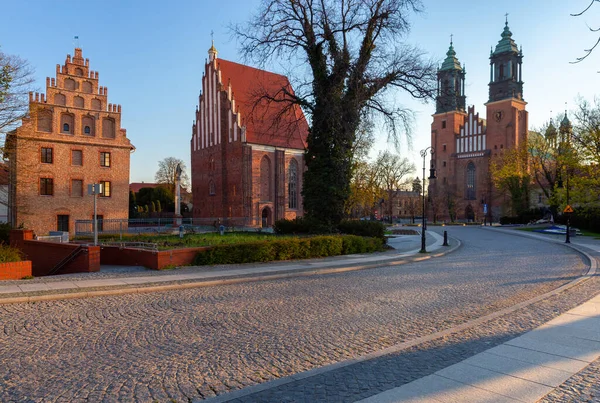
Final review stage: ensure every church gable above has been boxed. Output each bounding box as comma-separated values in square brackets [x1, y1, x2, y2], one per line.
[456, 106, 487, 157]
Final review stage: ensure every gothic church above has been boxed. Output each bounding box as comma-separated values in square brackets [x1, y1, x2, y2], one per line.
[430, 20, 528, 222]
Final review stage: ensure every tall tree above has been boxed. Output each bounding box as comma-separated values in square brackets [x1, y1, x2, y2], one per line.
[490, 143, 531, 216]
[0, 49, 35, 139]
[155, 157, 190, 195]
[236, 0, 436, 225]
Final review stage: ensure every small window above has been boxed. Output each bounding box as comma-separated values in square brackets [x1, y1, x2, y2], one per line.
[99, 181, 111, 197]
[72, 150, 83, 166]
[63, 123, 70, 133]
[84, 126, 91, 134]
[41, 147, 53, 164]
[209, 181, 215, 195]
[442, 120, 447, 129]
[443, 177, 447, 184]
[443, 161, 447, 167]
[100, 152, 111, 167]
[443, 144, 447, 152]
[40, 178, 54, 196]
[71, 179, 83, 197]
[57, 215, 69, 232]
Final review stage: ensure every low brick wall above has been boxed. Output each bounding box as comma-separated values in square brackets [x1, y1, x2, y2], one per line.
[10, 230, 100, 276]
[0, 260, 32, 280]
[101, 246, 210, 270]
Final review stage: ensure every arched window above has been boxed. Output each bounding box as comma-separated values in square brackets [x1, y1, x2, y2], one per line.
[91, 98, 102, 110]
[466, 162, 476, 200]
[64, 78, 76, 90]
[82, 115, 94, 136]
[54, 93, 66, 105]
[102, 118, 115, 138]
[260, 156, 272, 201]
[36, 109, 53, 132]
[74, 96, 84, 108]
[82, 81, 93, 93]
[288, 159, 298, 209]
[74, 68, 83, 76]
[61, 113, 74, 134]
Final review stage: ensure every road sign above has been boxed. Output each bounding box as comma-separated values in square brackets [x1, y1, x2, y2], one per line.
[564, 205, 574, 213]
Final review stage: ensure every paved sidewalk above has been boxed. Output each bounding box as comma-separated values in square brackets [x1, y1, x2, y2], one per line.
[0, 229, 450, 302]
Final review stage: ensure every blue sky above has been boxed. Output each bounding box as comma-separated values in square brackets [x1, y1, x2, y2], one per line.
[1, 1, 598, 182]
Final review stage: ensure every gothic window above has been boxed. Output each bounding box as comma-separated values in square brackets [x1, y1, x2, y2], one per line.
[260, 155, 272, 201]
[288, 159, 298, 209]
[36, 109, 53, 132]
[102, 118, 115, 138]
[74, 68, 83, 76]
[54, 93, 66, 105]
[74, 96, 84, 108]
[64, 78, 76, 90]
[466, 162, 476, 200]
[91, 98, 102, 110]
[82, 81, 93, 93]
[61, 113, 74, 134]
[82, 115, 95, 136]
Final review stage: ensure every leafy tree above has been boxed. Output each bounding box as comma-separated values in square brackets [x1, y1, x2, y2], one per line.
[236, 0, 437, 225]
[129, 190, 137, 218]
[346, 159, 382, 218]
[137, 186, 174, 212]
[150, 201, 156, 213]
[155, 157, 190, 195]
[156, 200, 162, 213]
[490, 143, 531, 216]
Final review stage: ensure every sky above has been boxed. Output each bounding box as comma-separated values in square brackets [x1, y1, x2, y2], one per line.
[1, 0, 599, 183]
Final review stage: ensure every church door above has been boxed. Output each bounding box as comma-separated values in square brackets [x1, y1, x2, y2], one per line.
[261, 207, 271, 228]
[465, 204, 475, 222]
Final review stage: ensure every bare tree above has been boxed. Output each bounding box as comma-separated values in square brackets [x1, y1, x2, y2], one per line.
[0, 49, 35, 140]
[374, 150, 415, 222]
[571, 0, 600, 65]
[236, 0, 437, 225]
[155, 157, 190, 194]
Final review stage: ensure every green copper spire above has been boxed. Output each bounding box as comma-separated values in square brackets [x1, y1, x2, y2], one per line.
[440, 38, 462, 71]
[493, 20, 519, 55]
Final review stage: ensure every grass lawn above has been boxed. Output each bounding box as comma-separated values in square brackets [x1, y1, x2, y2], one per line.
[80, 232, 294, 250]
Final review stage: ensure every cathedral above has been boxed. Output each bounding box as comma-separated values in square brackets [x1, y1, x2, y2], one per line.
[429, 20, 528, 222]
[190, 44, 309, 227]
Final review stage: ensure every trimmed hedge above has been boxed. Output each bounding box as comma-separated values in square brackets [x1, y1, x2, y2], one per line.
[193, 235, 385, 265]
[273, 218, 386, 241]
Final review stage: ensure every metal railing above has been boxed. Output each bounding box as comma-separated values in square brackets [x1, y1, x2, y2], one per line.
[36, 235, 65, 243]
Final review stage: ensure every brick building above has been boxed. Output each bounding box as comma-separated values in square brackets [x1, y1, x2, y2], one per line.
[191, 44, 308, 227]
[429, 21, 528, 222]
[7, 48, 134, 235]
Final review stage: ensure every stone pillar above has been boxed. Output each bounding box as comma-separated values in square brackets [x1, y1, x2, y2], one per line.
[173, 164, 183, 226]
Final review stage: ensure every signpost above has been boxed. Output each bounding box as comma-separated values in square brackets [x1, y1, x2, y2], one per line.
[88, 184, 103, 246]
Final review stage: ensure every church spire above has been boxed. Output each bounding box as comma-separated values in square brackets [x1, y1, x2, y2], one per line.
[436, 37, 466, 114]
[208, 38, 218, 62]
[488, 17, 524, 102]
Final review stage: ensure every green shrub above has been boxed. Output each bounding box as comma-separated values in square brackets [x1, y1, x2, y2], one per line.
[193, 235, 384, 265]
[0, 223, 11, 244]
[273, 217, 334, 235]
[0, 245, 22, 263]
[337, 220, 386, 240]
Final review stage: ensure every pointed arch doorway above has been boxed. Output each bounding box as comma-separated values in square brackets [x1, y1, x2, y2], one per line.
[261, 207, 272, 228]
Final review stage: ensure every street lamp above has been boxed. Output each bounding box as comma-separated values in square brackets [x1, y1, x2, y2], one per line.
[420, 147, 436, 253]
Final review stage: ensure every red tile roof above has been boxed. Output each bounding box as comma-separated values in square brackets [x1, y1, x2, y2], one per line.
[218, 59, 308, 150]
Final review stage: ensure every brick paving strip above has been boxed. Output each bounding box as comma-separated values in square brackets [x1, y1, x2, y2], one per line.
[198, 231, 600, 403]
[0, 232, 454, 305]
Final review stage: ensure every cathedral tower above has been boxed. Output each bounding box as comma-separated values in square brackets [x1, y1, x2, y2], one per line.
[436, 40, 466, 114]
[488, 19, 524, 102]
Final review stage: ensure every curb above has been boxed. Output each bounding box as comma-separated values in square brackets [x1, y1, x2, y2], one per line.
[199, 229, 598, 403]
[0, 238, 461, 305]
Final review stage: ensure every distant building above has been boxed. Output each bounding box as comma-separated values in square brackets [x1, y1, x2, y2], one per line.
[0, 163, 8, 223]
[7, 48, 134, 234]
[430, 21, 528, 222]
[190, 44, 308, 227]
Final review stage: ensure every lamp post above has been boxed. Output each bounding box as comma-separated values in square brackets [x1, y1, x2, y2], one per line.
[420, 147, 436, 253]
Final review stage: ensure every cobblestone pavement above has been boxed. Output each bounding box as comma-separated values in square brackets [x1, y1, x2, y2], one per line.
[0, 227, 591, 402]
[541, 356, 600, 403]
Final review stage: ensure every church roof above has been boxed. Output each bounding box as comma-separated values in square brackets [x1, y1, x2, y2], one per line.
[440, 42, 462, 71]
[493, 21, 519, 56]
[217, 59, 308, 150]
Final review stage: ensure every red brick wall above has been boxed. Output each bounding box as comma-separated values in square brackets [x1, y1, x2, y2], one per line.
[101, 246, 210, 270]
[0, 261, 32, 280]
[10, 229, 99, 276]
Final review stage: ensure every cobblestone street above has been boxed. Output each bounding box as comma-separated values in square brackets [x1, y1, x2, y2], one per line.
[0, 228, 592, 402]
